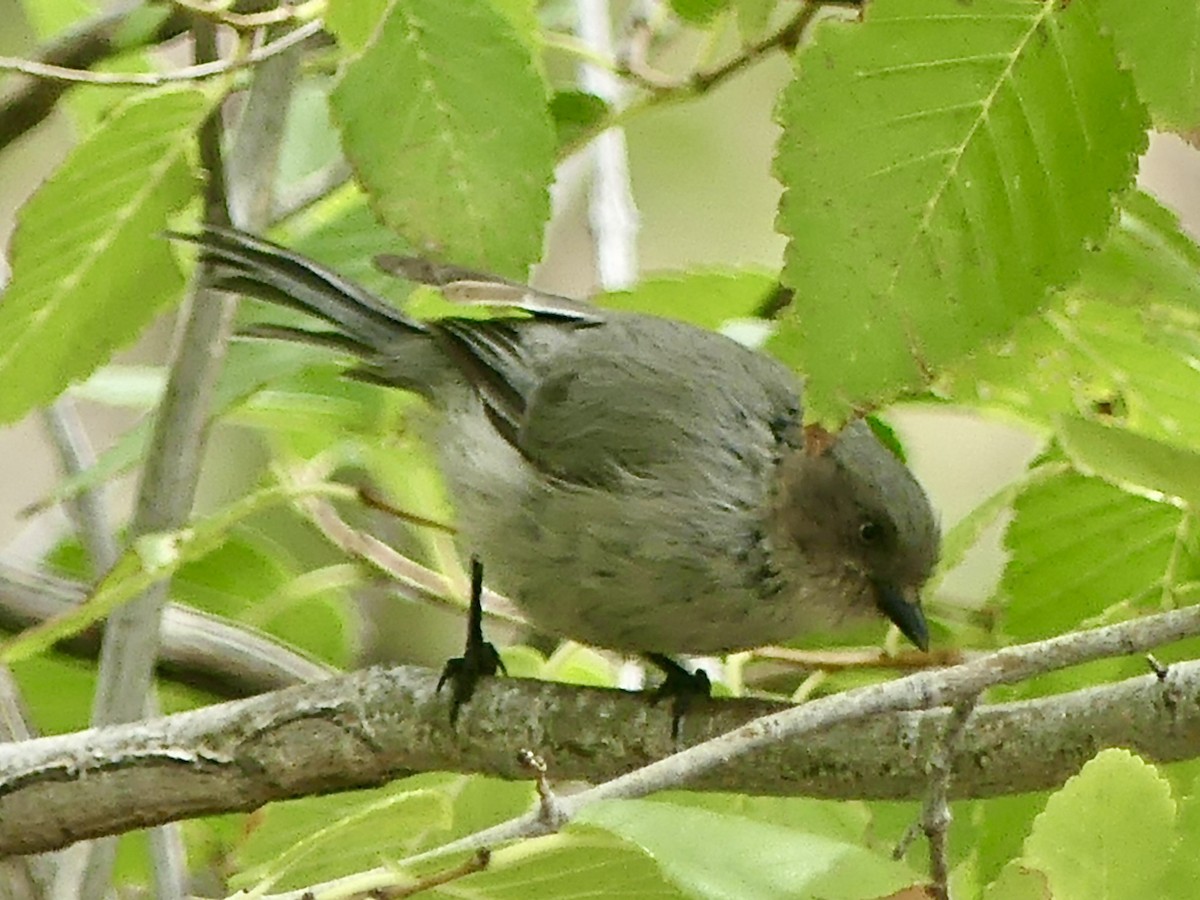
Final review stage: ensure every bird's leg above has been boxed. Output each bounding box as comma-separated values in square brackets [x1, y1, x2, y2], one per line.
[437, 557, 506, 723]
[645, 652, 711, 740]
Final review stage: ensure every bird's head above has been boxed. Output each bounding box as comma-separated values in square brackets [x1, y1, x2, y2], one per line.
[769, 420, 939, 650]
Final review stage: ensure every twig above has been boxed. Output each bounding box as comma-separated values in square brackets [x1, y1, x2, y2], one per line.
[618, 5, 677, 89]
[78, 16, 299, 896]
[0, 19, 322, 86]
[75, 20, 240, 898]
[39, 398, 121, 896]
[518, 749, 568, 830]
[349, 849, 491, 900]
[756, 644, 968, 672]
[271, 157, 354, 223]
[41, 399, 119, 573]
[561, 0, 860, 158]
[894, 697, 978, 900]
[171, 0, 315, 30]
[684, 1, 855, 94]
[356, 487, 456, 535]
[226, 22, 304, 226]
[0, 1, 185, 151]
[1147, 653, 1169, 680]
[295, 489, 527, 627]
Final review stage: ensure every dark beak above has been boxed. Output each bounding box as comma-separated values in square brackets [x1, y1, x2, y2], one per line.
[875, 583, 929, 652]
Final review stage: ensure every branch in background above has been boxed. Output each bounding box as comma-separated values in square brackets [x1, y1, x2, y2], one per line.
[0, 19, 323, 88]
[0, 564, 331, 696]
[756, 644, 968, 671]
[561, 0, 862, 159]
[38, 396, 123, 895]
[76, 15, 302, 895]
[295, 488, 527, 628]
[41, 399, 119, 572]
[171, 0, 314, 30]
[0, 0, 307, 151]
[0, 0, 184, 152]
[74, 18, 238, 895]
[893, 696, 979, 900]
[1, 606, 1199, 858]
[271, 157, 353, 223]
[577, 0, 640, 291]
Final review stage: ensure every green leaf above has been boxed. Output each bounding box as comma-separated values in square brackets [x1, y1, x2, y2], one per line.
[981, 861, 1050, 900]
[12, 655, 101, 735]
[599, 269, 776, 328]
[1095, 0, 1200, 131]
[330, 0, 555, 277]
[324, 0, 388, 51]
[965, 792, 1048, 889]
[651, 792, 873, 846]
[1058, 416, 1200, 509]
[549, 90, 610, 151]
[487, 0, 541, 49]
[173, 536, 356, 668]
[450, 829, 687, 900]
[19, 0, 95, 37]
[733, 0, 776, 41]
[1020, 749, 1175, 899]
[1162, 776, 1200, 900]
[1073, 191, 1200, 313]
[1001, 469, 1197, 639]
[773, 0, 1147, 422]
[32, 341, 337, 516]
[232, 786, 451, 892]
[578, 798, 916, 899]
[0, 87, 210, 424]
[276, 81, 343, 187]
[927, 476, 1027, 598]
[943, 297, 1200, 449]
[670, 0, 730, 25]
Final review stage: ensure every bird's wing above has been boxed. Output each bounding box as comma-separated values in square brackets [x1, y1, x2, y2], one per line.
[435, 315, 710, 488]
[514, 316, 798, 489]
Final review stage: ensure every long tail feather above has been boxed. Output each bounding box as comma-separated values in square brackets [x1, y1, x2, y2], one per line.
[170, 227, 426, 349]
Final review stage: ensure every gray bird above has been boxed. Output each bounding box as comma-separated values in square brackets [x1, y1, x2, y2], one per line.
[174, 228, 938, 687]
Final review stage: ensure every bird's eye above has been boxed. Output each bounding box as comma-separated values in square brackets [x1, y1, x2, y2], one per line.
[859, 521, 882, 544]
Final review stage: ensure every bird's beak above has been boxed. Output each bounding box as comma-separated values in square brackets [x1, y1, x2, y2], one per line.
[874, 583, 929, 652]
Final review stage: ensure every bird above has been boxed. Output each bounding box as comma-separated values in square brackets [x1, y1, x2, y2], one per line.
[171, 227, 940, 720]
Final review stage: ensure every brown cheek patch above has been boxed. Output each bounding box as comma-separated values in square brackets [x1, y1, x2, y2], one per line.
[803, 423, 837, 458]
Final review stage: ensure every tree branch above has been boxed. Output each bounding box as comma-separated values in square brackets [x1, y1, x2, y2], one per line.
[0, 0, 314, 151]
[0, 0, 181, 152]
[1, 606, 1198, 858]
[0, 564, 333, 696]
[560, 0, 860, 158]
[0, 19, 323, 88]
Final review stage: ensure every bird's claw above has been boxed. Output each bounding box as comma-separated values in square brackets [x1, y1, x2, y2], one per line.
[646, 653, 712, 740]
[437, 557, 505, 724]
[438, 640, 505, 724]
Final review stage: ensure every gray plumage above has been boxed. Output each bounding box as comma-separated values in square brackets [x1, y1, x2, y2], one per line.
[173, 228, 939, 654]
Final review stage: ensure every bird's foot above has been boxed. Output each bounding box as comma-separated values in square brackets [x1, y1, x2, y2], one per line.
[646, 653, 711, 740]
[437, 558, 506, 723]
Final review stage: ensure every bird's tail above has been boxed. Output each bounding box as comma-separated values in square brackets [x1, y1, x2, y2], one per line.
[169, 227, 428, 353]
